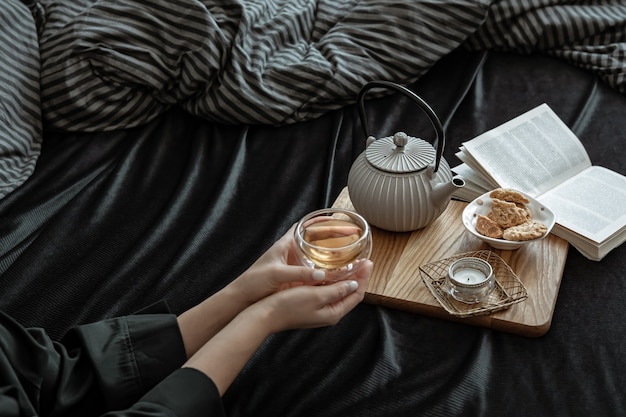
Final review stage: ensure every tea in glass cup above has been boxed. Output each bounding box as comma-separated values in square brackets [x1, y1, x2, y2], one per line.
[294, 208, 372, 279]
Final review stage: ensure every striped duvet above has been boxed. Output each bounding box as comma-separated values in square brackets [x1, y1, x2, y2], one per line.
[31, 0, 625, 131]
[0, 1, 41, 199]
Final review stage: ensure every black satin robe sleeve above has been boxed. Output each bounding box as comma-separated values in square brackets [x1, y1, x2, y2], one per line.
[0, 303, 225, 417]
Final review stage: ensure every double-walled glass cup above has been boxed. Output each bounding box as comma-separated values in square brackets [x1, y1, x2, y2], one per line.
[294, 208, 372, 281]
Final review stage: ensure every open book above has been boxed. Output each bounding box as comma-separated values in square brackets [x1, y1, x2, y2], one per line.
[452, 103, 626, 261]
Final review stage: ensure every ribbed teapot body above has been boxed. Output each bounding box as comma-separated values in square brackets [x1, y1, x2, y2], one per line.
[347, 155, 454, 232]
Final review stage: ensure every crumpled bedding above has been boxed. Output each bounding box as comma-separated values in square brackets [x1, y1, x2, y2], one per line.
[0, 1, 41, 199]
[2, 47, 625, 417]
[32, 0, 626, 131]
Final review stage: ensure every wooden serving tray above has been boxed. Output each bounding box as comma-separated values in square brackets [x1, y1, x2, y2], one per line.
[332, 187, 569, 337]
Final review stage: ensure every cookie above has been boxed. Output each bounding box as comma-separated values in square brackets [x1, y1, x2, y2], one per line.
[475, 214, 504, 239]
[502, 221, 548, 241]
[490, 198, 531, 228]
[489, 188, 529, 205]
[516, 202, 532, 218]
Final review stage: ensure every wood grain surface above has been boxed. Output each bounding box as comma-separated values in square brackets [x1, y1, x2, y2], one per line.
[332, 187, 569, 337]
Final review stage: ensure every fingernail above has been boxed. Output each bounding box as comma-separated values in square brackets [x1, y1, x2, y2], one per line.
[347, 280, 358, 291]
[312, 270, 326, 281]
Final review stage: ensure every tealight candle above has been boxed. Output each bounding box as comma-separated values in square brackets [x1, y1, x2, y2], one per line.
[446, 257, 494, 304]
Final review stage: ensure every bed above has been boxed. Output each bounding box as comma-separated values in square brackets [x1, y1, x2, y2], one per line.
[2, 0, 625, 416]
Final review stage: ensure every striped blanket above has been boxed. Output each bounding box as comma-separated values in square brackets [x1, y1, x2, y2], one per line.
[0, 1, 41, 199]
[30, 0, 626, 131]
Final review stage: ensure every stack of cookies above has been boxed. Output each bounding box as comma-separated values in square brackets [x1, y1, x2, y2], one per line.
[475, 188, 548, 241]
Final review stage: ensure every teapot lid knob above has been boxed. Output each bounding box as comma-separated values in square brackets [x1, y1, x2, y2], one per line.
[393, 132, 408, 147]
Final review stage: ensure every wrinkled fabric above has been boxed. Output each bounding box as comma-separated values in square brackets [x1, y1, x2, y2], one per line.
[0, 49, 625, 416]
[0, 304, 224, 417]
[0, 0, 42, 199]
[30, 0, 625, 131]
[464, 0, 626, 93]
[34, 0, 490, 130]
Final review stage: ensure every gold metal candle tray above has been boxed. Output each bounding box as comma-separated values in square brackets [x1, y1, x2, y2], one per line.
[420, 250, 527, 318]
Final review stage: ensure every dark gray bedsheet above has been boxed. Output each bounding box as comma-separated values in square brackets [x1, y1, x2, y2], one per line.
[1, 48, 625, 416]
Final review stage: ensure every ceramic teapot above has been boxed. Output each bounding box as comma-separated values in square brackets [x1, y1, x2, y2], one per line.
[347, 81, 465, 232]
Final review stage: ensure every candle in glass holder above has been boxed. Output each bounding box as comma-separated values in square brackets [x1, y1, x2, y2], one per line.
[446, 257, 494, 304]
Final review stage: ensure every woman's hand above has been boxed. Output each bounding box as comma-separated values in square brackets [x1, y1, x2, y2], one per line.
[228, 224, 360, 307]
[248, 258, 372, 333]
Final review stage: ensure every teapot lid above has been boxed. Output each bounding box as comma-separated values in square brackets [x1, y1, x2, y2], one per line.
[366, 132, 435, 173]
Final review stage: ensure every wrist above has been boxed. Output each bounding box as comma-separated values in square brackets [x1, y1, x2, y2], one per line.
[223, 273, 258, 309]
[183, 304, 273, 396]
[177, 284, 252, 358]
[221, 279, 254, 310]
[236, 301, 278, 337]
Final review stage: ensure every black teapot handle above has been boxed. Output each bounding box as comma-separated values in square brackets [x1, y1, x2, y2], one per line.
[358, 80, 445, 173]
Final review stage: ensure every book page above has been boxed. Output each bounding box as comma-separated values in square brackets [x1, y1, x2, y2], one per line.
[452, 163, 492, 191]
[461, 104, 591, 197]
[537, 166, 626, 244]
[451, 163, 491, 201]
[455, 148, 500, 189]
